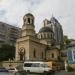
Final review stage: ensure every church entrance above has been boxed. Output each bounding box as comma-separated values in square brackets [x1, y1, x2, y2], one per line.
[18, 47, 25, 61]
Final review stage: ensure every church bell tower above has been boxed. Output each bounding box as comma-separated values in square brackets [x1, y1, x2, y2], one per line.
[22, 13, 35, 37]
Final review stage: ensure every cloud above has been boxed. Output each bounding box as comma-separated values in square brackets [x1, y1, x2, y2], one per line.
[0, 0, 75, 39]
[0, 0, 29, 26]
[0, 10, 6, 16]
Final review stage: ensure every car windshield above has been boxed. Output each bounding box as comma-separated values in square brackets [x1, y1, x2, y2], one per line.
[24, 63, 40, 67]
[31, 63, 40, 67]
[41, 64, 48, 67]
[24, 63, 32, 67]
[9, 68, 15, 70]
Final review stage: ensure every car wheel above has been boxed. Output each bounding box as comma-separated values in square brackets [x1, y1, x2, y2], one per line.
[44, 71, 48, 75]
[14, 72, 20, 75]
[27, 70, 30, 74]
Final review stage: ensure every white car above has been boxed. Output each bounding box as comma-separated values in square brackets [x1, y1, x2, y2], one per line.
[8, 67, 18, 72]
[23, 61, 52, 73]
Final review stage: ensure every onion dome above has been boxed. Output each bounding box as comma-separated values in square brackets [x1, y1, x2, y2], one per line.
[25, 13, 34, 17]
[23, 13, 34, 19]
[39, 27, 53, 33]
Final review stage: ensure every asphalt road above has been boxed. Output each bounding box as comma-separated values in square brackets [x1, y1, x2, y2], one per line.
[15, 70, 75, 75]
[53, 70, 75, 75]
[28, 71, 75, 75]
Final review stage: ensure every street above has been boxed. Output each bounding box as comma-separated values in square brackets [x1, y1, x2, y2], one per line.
[15, 70, 75, 75]
[29, 71, 75, 75]
[53, 70, 75, 75]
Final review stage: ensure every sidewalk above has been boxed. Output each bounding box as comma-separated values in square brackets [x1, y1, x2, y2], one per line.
[53, 70, 75, 75]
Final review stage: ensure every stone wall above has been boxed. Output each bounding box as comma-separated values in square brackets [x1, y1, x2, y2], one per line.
[1, 61, 23, 69]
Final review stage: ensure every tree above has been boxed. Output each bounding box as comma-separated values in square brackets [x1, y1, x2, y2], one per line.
[64, 35, 71, 45]
[0, 44, 15, 61]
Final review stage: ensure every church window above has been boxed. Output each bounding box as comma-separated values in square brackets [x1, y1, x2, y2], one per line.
[51, 34, 52, 39]
[42, 52, 43, 59]
[33, 49, 36, 58]
[44, 33, 46, 38]
[41, 34, 42, 39]
[52, 53, 54, 58]
[39, 34, 41, 39]
[28, 18, 30, 24]
[45, 33, 47, 38]
[47, 33, 49, 38]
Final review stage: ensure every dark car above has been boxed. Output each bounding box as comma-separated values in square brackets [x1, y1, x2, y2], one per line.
[0, 67, 8, 72]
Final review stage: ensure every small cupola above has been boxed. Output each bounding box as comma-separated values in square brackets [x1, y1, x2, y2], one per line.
[22, 13, 35, 37]
[23, 13, 34, 25]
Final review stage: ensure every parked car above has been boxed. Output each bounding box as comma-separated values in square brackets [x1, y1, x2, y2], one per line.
[23, 61, 53, 74]
[8, 67, 18, 72]
[0, 67, 8, 72]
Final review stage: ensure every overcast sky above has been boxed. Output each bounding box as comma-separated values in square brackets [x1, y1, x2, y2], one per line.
[0, 0, 75, 39]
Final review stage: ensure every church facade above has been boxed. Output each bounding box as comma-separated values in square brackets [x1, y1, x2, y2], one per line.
[15, 13, 63, 61]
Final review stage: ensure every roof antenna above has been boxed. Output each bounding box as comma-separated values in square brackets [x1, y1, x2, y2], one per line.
[51, 9, 53, 18]
[50, 8, 54, 20]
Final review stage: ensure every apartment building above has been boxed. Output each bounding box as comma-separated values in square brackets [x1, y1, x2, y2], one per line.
[0, 22, 21, 46]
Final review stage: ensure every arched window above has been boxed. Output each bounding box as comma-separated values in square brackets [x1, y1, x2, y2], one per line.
[42, 52, 43, 59]
[47, 33, 49, 38]
[39, 34, 41, 39]
[52, 53, 54, 58]
[42, 33, 44, 38]
[28, 18, 30, 24]
[41, 34, 42, 39]
[33, 49, 36, 58]
[44, 33, 46, 38]
[51, 33, 52, 39]
[45, 33, 47, 39]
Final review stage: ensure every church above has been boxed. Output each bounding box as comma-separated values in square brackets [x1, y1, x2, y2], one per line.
[15, 13, 63, 61]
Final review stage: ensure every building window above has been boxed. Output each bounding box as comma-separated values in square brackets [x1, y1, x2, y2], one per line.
[73, 50, 75, 60]
[41, 34, 42, 39]
[44, 33, 46, 38]
[51, 33, 52, 39]
[28, 18, 30, 24]
[42, 52, 43, 59]
[32, 19, 33, 24]
[33, 49, 36, 58]
[47, 33, 49, 38]
[52, 53, 54, 58]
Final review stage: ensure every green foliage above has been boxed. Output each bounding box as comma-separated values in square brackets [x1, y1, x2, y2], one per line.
[64, 35, 71, 45]
[0, 44, 15, 61]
